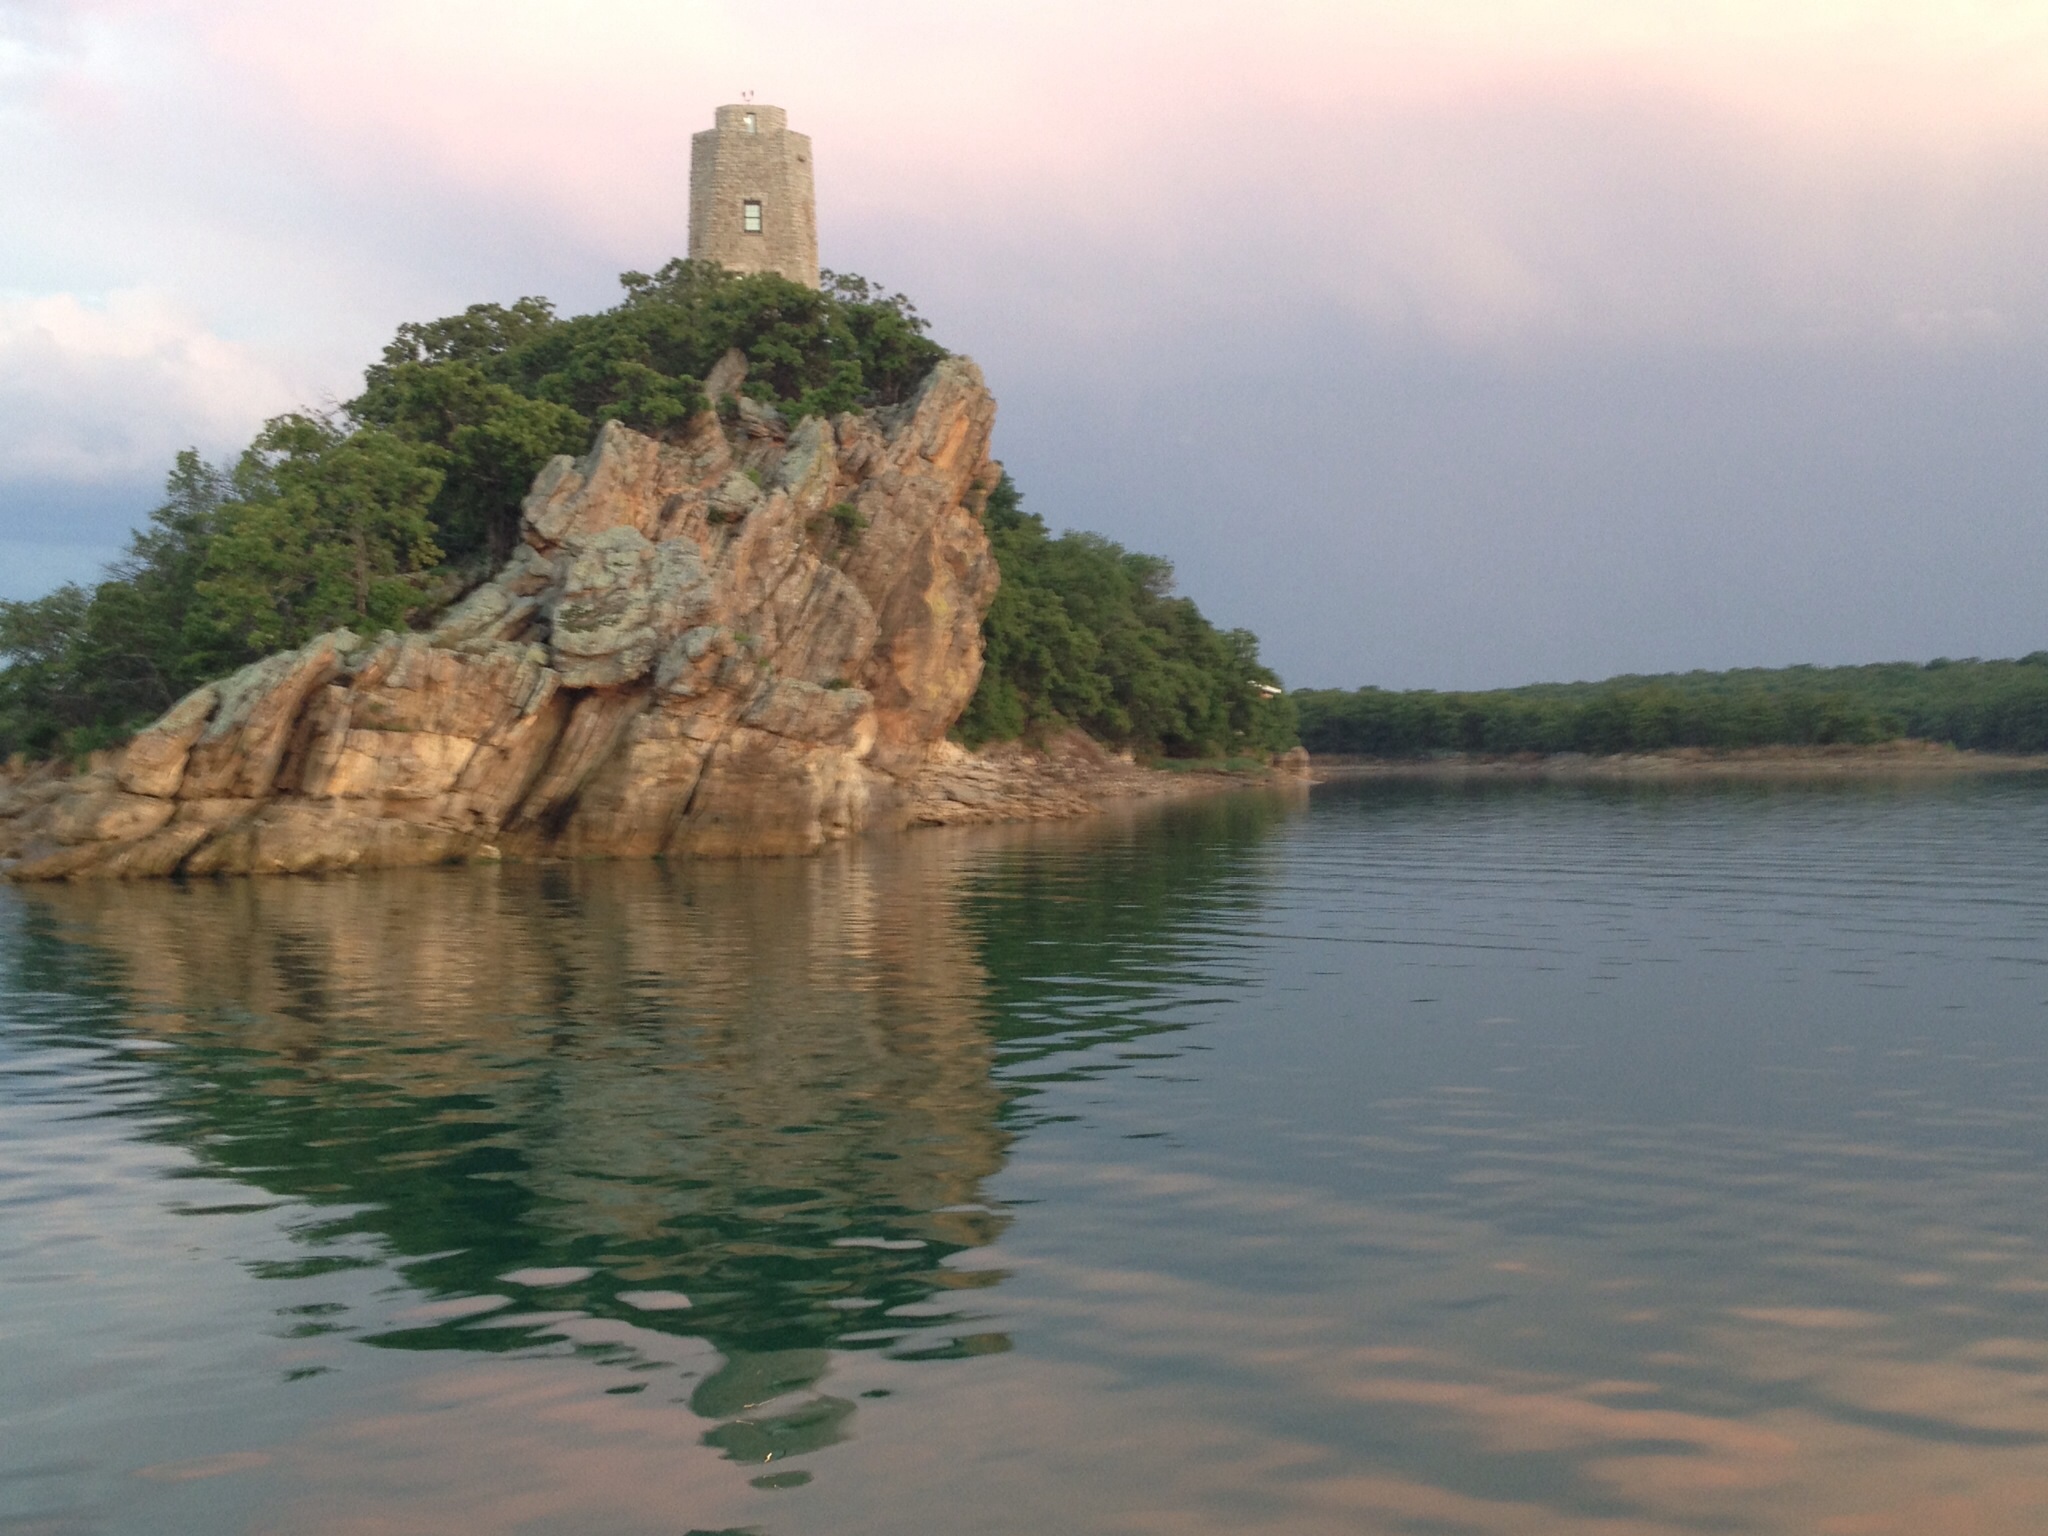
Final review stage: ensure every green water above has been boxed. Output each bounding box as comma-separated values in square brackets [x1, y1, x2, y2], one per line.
[5, 778, 2048, 1534]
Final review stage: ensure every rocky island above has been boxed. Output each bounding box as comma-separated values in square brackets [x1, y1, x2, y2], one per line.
[0, 328, 1293, 881]
[0, 354, 1028, 878]
[0, 105, 1297, 879]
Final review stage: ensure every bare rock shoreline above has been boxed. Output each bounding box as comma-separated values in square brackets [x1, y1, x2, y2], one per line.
[910, 732, 1299, 826]
[1312, 741, 2048, 780]
[0, 726, 1280, 881]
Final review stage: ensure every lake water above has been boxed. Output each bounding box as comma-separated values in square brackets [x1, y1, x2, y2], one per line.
[5, 776, 2048, 1535]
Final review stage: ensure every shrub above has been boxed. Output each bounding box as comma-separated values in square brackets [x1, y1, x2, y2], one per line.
[956, 476, 1294, 758]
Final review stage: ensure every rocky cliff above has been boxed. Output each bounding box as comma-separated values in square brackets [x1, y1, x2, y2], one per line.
[0, 353, 1002, 879]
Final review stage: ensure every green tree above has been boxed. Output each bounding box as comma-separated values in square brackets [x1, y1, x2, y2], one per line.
[70, 448, 229, 721]
[958, 476, 1293, 757]
[184, 415, 443, 672]
[353, 360, 588, 563]
[1293, 658, 2048, 758]
[0, 452, 236, 756]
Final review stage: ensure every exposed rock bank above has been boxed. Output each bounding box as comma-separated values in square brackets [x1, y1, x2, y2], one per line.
[908, 731, 1283, 825]
[1, 356, 1012, 879]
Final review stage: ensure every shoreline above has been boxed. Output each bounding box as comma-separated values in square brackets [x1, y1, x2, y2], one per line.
[908, 733, 1298, 827]
[0, 732, 1292, 881]
[1309, 740, 2048, 781]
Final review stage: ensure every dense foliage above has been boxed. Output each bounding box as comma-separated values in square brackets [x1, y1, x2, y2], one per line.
[1295, 657, 2048, 758]
[352, 264, 944, 565]
[956, 476, 1295, 759]
[0, 262, 1289, 763]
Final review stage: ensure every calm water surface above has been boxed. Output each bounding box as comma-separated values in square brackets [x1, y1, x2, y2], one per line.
[5, 777, 2048, 1534]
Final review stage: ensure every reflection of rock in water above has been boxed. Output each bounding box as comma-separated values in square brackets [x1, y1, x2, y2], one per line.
[695, 1348, 856, 1464]
[21, 840, 1012, 1462]
[13, 792, 1301, 1475]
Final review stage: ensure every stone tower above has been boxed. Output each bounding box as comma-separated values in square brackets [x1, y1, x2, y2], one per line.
[688, 104, 819, 289]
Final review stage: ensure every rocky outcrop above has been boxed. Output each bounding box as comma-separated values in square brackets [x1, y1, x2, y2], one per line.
[0, 355, 1003, 879]
[906, 731, 1267, 825]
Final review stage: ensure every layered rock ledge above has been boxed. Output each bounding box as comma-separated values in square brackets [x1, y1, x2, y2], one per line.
[907, 731, 1295, 824]
[1, 356, 1007, 879]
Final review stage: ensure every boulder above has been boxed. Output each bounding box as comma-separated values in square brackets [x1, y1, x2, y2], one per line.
[115, 685, 219, 798]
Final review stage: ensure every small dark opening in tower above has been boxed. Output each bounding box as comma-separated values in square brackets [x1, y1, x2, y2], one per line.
[743, 200, 763, 233]
[742, 112, 756, 132]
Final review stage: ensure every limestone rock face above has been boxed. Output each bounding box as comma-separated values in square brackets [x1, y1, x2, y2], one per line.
[0, 358, 1002, 879]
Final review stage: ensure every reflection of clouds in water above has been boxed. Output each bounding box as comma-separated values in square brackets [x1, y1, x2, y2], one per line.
[246, 1285, 2048, 1535]
[12, 786, 2048, 1532]
[957, 1089, 2048, 1535]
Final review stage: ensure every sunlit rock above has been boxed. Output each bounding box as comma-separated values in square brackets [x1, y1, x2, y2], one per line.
[0, 358, 1003, 877]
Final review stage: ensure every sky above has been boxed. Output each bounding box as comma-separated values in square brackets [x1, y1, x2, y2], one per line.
[2, 0, 2045, 689]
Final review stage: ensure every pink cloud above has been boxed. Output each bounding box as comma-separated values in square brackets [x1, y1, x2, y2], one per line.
[9, 0, 2048, 450]
[40, 0, 2016, 349]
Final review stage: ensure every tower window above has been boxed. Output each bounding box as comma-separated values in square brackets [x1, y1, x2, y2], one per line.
[743, 200, 763, 233]
[742, 112, 756, 132]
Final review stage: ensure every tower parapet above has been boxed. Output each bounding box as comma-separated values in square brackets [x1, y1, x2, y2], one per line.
[688, 104, 819, 288]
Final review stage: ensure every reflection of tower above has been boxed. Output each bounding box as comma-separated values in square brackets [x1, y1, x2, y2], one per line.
[688, 103, 819, 288]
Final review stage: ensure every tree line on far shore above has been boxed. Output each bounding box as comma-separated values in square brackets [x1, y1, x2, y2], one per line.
[1293, 657, 2048, 758]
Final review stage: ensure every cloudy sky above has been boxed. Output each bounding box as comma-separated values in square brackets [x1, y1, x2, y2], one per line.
[2, 0, 2044, 687]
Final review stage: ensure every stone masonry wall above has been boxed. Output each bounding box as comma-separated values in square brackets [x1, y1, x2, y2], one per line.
[688, 104, 819, 288]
